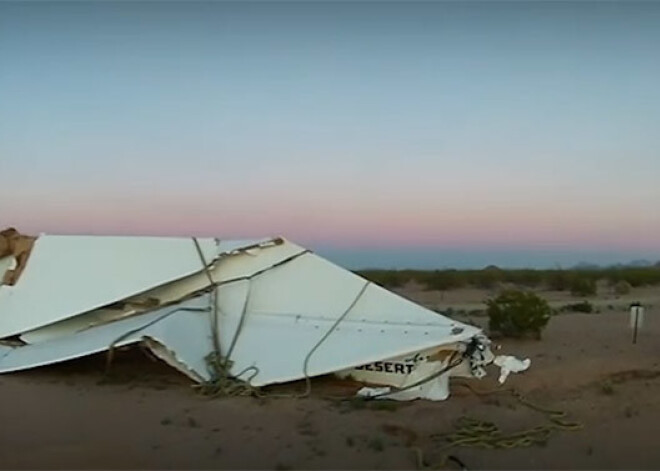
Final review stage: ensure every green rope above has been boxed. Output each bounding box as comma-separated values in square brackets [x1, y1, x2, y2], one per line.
[413, 383, 584, 470]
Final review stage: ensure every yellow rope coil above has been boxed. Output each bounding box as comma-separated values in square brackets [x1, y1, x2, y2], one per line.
[414, 383, 584, 470]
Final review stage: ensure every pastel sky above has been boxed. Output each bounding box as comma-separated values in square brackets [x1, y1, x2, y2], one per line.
[1, 1, 659, 269]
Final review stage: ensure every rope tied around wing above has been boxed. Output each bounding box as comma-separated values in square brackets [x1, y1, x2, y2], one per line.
[191, 238, 263, 398]
[191, 239, 327, 399]
[298, 280, 371, 399]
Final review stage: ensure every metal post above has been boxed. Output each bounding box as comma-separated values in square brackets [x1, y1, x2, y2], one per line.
[630, 302, 643, 345]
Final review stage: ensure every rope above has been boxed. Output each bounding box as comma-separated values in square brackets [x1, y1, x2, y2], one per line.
[361, 350, 464, 400]
[212, 250, 310, 289]
[222, 279, 252, 373]
[193, 248, 310, 398]
[104, 306, 211, 373]
[154, 266, 367, 400]
[194, 280, 263, 398]
[191, 237, 223, 362]
[190, 238, 264, 398]
[298, 281, 371, 399]
[453, 381, 583, 431]
[106, 236, 218, 374]
[102, 243, 368, 400]
[412, 382, 584, 470]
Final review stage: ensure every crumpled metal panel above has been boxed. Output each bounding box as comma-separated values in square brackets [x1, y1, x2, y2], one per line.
[18, 239, 307, 344]
[0, 295, 215, 381]
[0, 235, 219, 338]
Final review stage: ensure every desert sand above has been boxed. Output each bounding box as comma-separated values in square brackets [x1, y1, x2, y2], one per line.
[1, 285, 659, 470]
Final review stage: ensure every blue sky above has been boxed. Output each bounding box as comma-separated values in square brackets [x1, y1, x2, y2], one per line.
[1, 1, 659, 269]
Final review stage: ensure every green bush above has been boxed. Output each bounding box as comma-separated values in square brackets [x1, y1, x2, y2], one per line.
[561, 301, 594, 313]
[503, 269, 543, 288]
[604, 268, 660, 287]
[354, 267, 660, 294]
[613, 280, 632, 295]
[357, 270, 409, 289]
[570, 277, 597, 297]
[473, 266, 503, 289]
[422, 270, 466, 291]
[487, 290, 552, 339]
[546, 270, 571, 291]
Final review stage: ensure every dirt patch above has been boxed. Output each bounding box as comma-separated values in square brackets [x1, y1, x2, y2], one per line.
[604, 368, 660, 384]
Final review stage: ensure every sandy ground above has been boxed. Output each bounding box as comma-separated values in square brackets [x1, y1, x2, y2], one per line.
[1, 285, 659, 470]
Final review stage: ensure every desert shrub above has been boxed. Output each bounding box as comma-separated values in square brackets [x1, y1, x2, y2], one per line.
[486, 289, 552, 339]
[503, 269, 543, 288]
[622, 268, 660, 287]
[546, 270, 571, 291]
[472, 267, 503, 289]
[561, 301, 594, 313]
[357, 270, 408, 289]
[422, 270, 466, 291]
[613, 280, 632, 295]
[604, 268, 660, 287]
[570, 277, 597, 297]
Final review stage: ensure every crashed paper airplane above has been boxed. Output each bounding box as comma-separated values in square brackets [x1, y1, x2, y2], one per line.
[0, 228, 528, 400]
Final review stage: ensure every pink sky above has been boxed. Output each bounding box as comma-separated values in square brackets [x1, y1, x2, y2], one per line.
[6, 184, 659, 253]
